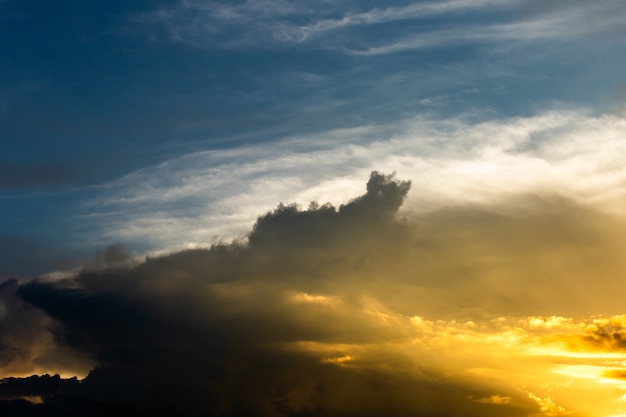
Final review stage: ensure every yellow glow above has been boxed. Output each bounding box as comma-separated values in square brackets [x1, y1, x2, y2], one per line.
[527, 392, 568, 417]
[289, 291, 334, 304]
[21, 395, 43, 404]
[285, 313, 626, 417]
[0, 368, 91, 380]
[321, 355, 353, 365]
[468, 394, 512, 405]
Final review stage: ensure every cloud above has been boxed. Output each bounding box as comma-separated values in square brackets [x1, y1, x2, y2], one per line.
[579, 316, 626, 352]
[6, 172, 626, 414]
[468, 395, 512, 405]
[0, 171, 572, 416]
[0, 374, 78, 402]
[344, 5, 626, 55]
[85, 109, 626, 256]
[135, 0, 626, 51]
[0, 279, 94, 379]
[274, 0, 514, 42]
[342, 17, 572, 55]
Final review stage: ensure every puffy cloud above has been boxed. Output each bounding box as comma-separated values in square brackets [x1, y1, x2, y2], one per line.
[4, 172, 626, 415]
[0, 172, 547, 416]
[579, 316, 626, 351]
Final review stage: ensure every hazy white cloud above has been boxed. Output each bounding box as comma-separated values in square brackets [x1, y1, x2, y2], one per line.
[85, 108, 626, 253]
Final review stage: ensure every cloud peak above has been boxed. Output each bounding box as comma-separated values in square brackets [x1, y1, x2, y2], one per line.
[249, 171, 410, 249]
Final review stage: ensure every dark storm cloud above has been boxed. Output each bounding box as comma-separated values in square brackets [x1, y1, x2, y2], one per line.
[0, 279, 93, 380]
[0, 373, 77, 399]
[0, 172, 547, 417]
[0, 279, 48, 373]
[7, 171, 626, 416]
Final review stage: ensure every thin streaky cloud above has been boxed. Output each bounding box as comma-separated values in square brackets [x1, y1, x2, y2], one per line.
[136, 0, 626, 50]
[282, 0, 514, 42]
[344, 10, 622, 55]
[139, 0, 498, 46]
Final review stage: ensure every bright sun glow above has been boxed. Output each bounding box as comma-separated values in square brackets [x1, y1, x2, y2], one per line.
[286, 312, 626, 417]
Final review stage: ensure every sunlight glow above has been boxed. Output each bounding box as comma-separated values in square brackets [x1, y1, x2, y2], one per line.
[289, 313, 626, 417]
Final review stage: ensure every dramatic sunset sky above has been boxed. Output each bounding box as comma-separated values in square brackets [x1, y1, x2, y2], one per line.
[2, 1, 626, 416]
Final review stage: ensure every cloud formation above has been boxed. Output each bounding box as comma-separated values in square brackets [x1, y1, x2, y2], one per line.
[88, 109, 626, 256]
[137, 0, 626, 51]
[4, 172, 626, 415]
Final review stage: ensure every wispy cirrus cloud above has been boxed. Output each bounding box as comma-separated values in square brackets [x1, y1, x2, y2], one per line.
[345, 6, 626, 55]
[274, 0, 514, 42]
[132, 0, 512, 47]
[135, 0, 626, 51]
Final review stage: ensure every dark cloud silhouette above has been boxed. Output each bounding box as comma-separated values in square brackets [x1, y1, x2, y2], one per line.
[0, 279, 94, 381]
[250, 171, 411, 249]
[3, 171, 623, 416]
[0, 373, 77, 399]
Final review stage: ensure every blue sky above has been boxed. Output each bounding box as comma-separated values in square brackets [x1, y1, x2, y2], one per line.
[2, 0, 626, 276]
[6, 3, 626, 416]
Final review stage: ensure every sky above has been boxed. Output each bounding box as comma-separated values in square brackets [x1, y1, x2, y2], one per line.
[1, 0, 626, 416]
